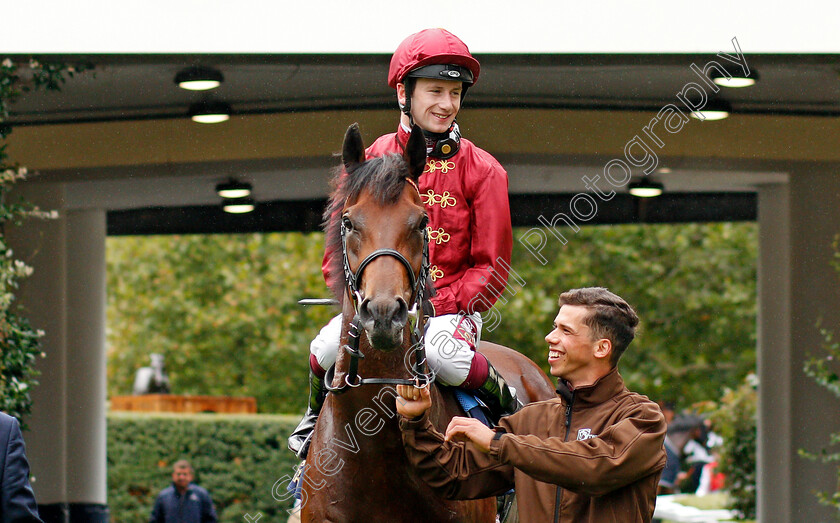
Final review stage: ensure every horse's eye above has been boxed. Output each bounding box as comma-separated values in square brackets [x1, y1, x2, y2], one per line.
[418, 215, 429, 231]
[342, 216, 353, 231]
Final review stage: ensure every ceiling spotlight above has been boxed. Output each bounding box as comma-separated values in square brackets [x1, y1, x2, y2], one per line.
[710, 69, 758, 88]
[189, 101, 231, 124]
[690, 100, 732, 121]
[222, 197, 255, 214]
[216, 179, 252, 199]
[175, 66, 224, 91]
[628, 178, 664, 198]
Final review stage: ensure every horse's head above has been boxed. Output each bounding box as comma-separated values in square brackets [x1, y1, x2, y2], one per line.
[328, 123, 429, 350]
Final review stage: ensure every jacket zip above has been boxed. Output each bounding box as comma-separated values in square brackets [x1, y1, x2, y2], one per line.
[554, 393, 575, 523]
[177, 488, 186, 522]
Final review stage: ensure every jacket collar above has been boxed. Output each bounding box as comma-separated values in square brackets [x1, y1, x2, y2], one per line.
[556, 366, 626, 407]
[396, 123, 461, 160]
[396, 123, 411, 149]
[171, 482, 194, 497]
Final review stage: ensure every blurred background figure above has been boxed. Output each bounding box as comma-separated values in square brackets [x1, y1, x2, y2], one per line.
[669, 414, 714, 494]
[0, 411, 42, 522]
[149, 460, 216, 523]
[657, 401, 680, 495]
[133, 353, 171, 395]
[695, 419, 725, 496]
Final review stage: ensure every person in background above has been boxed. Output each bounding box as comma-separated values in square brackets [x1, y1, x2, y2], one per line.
[149, 460, 216, 523]
[0, 411, 42, 522]
[678, 419, 713, 494]
[695, 419, 725, 496]
[653, 402, 679, 523]
[396, 287, 667, 522]
[657, 401, 681, 495]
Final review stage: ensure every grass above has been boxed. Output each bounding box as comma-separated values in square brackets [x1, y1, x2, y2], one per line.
[674, 492, 729, 510]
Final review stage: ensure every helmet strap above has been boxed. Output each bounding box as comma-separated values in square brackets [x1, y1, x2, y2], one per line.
[423, 122, 460, 159]
[400, 77, 415, 126]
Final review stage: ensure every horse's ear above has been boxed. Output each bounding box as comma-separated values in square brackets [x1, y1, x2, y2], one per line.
[405, 124, 427, 181]
[342, 122, 365, 169]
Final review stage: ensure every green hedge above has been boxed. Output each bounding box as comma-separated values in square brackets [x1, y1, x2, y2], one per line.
[107, 412, 300, 523]
[706, 376, 757, 520]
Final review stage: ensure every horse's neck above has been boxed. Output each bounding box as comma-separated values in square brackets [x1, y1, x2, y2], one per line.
[307, 380, 478, 520]
[321, 383, 453, 460]
[322, 318, 452, 458]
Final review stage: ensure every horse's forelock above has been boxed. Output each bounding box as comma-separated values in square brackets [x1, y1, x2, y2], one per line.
[347, 154, 410, 205]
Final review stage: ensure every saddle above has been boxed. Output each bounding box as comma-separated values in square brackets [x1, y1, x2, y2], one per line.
[449, 387, 493, 428]
[449, 387, 515, 522]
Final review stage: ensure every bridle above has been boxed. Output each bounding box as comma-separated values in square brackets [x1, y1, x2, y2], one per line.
[324, 180, 433, 394]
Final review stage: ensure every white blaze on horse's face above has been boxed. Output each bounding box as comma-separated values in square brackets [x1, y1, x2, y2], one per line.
[345, 186, 426, 351]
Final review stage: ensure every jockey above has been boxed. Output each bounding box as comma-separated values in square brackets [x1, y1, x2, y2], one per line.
[289, 28, 518, 460]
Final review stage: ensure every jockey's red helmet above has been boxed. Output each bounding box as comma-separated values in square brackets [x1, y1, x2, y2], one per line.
[387, 28, 481, 89]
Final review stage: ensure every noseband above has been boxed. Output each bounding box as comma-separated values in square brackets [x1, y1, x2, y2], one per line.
[325, 180, 433, 394]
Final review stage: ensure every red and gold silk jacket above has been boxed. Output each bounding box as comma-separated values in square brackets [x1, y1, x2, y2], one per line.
[322, 125, 512, 315]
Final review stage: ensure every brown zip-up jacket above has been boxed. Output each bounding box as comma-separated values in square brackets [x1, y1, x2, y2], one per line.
[399, 367, 667, 522]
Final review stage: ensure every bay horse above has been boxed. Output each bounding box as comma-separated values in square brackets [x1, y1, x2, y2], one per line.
[299, 123, 555, 522]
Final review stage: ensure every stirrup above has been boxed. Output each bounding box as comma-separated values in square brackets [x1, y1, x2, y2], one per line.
[288, 410, 318, 459]
[496, 489, 515, 522]
[296, 431, 314, 460]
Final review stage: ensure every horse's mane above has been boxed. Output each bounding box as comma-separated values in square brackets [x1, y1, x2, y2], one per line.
[322, 153, 435, 305]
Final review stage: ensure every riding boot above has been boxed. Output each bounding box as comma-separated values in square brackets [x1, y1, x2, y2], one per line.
[474, 361, 521, 424]
[287, 370, 327, 460]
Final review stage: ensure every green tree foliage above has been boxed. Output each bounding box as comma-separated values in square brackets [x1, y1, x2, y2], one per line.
[107, 233, 335, 413]
[1, 57, 89, 424]
[705, 376, 758, 520]
[107, 412, 299, 522]
[492, 222, 757, 407]
[107, 222, 757, 414]
[799, 235, 840, 516]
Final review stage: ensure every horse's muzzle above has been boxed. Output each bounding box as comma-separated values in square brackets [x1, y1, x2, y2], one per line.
[359, 295, 408, 350]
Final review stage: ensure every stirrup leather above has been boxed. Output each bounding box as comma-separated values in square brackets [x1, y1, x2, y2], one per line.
[287, 371, 327, 459]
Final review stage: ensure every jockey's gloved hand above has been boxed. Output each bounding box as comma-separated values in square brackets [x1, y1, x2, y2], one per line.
[422, 299, 436, 319]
